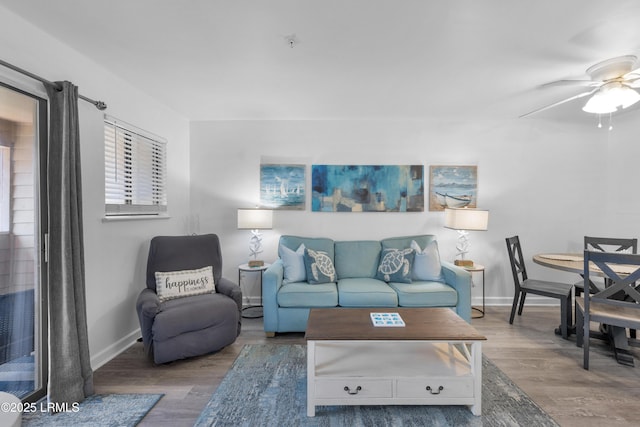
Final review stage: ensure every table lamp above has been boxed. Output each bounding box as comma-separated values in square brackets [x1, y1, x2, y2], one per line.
[444, 207, 489, 267]
[237, 208, 273, 267]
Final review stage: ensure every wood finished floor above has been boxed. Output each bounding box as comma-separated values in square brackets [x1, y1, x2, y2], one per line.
[93, 307, 640, 427]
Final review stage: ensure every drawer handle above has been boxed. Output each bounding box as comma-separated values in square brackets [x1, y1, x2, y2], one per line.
[343, 386, 362, 395]
[426, 385, 444, 395]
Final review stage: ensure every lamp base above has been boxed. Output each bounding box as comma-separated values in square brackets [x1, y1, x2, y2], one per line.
[455, 259, 474, 267]
[248, 260, 265, 268]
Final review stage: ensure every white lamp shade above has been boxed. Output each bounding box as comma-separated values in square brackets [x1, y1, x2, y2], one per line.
[582, 84, 640, 114]
[444, 208, 489, 231]
[237, 208, 273, 230]
[582, 91, 618, 114]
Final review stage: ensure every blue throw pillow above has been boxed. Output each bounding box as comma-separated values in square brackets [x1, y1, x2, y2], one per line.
[304, 248, 336, 284]
[410, 240, 445, 282]
[376, 248, 415, 283]
[281, 243, 306, 284]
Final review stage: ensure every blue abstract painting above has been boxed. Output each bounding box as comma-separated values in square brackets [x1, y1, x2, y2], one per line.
[311, 165, 424, 212]
[429, 165, 478, 211]
[260, 164, 306, 210]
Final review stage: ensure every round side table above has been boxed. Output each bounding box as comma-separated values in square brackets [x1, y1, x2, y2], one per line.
[238, 263, 270, 318]
[462, 264, 485, 319]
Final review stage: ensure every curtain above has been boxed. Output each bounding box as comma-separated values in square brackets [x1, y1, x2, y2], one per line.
[45, 81, 93, 404]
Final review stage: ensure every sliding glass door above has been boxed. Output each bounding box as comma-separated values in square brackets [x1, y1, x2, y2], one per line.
[0, 83, 47, 402]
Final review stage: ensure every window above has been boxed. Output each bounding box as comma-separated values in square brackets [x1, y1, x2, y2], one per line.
[0, 145, 10, 232]
[104, 115, 167, 216]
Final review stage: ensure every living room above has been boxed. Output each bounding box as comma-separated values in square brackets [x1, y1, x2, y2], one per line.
[1, 1, 640, 426]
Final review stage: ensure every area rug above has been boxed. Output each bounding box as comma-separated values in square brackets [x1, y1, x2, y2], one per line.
[0, 355, 34, 399]
[22, 393, 163, 426]
[195, 344, 559, 427]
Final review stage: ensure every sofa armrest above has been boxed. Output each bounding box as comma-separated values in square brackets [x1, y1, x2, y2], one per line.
[441, 261, 472, 323]
[136, 288, 161, 358]
[263, 260, 284, 333]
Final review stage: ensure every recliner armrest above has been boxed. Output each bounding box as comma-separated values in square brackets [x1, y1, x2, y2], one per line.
[216, 277, 242, 312]
[136, 288, 161, 358]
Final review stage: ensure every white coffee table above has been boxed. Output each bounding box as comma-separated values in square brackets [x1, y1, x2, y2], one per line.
[305, 307, 486, 417]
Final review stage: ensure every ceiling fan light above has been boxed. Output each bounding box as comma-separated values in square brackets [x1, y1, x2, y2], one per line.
[582, 92, 617, 114]
[619, 86, 640, 109]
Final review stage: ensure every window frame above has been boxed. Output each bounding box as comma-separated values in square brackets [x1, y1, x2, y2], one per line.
[0, 145, 11, 232]
[104, 115, 167, 217]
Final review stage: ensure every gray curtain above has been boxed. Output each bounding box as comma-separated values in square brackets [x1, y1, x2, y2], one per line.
[45, 81, 93, 404]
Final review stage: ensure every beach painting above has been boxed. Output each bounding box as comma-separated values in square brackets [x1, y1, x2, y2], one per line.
[260, 164, 306, 210]
[429, 165, 478, 211]
[311, 165, 424, 212]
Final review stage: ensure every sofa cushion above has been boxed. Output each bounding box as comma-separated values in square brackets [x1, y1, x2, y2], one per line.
[337, 278, 398, 307]
[334, 240, 381, 279]
[277, 282, 338, 307]
[279, 235, 334, 260]
[388, 281, 458, 307]
[281, 243, 306, 284]
[381, 235, 437, 252]
[410, 240, 445, 282]
[375, 248, 415, 283]
[304, 248, 337, 284]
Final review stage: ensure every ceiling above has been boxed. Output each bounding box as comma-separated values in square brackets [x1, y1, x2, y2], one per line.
[3, 0, 640, 122]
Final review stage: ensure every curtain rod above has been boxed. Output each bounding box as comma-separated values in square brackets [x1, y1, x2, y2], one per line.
[0, 58, 107, 110]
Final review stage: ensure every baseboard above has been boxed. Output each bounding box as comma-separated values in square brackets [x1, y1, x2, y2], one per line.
[90, 329, 140, 370]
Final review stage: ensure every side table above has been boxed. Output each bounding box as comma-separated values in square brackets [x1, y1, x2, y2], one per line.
[238, 263, 270, 318]
[462, 264, 485, 319]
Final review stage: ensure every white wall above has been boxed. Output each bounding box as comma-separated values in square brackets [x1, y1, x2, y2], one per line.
[190, 117, 622, 307]
[0, 6, 191, 368]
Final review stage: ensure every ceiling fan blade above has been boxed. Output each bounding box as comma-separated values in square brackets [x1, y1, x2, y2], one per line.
[539, 79, 599, 88]
[519, 88, 599, 118]
[623, 67, 640, 79]
[628, 79, 640, 88]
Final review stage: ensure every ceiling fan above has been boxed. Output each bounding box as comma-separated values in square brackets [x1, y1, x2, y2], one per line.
[520, 55, 640, 118]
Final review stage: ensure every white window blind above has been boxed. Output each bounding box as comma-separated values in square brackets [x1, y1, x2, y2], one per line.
[104, 115, 167, 216]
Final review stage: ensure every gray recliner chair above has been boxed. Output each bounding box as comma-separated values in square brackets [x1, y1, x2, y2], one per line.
[136, 234, 242, 364]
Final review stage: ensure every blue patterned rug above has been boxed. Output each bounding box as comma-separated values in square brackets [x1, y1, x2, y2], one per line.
[22, 393, 163, 426]
[195, 344, 559, 427]
[0, 355, 34, 398]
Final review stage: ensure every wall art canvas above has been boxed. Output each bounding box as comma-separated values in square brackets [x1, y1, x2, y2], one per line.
[429, 165, 478, 211]
[311, 165, 424, 212]
[260, 164, 306, 210]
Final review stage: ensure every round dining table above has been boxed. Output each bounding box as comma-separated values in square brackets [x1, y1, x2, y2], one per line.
[533, 252, 635, 366]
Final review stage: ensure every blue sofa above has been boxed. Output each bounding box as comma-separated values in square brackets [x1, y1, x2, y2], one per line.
[263, 234, 472, 336]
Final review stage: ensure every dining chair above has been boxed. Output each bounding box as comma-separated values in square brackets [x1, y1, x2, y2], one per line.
[575, 236, 638, 338]
[576, 250, 640, 370]
[506, 236, 574, 338]
[575, 236, 638, 295]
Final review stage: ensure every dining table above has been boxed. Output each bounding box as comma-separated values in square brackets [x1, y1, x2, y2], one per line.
[533, 252, 636, 366]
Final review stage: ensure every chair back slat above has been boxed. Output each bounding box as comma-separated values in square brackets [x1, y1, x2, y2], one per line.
[584, 251, 640, 312]
[506, 236, 527, 287]
[585, 236, 638, 254]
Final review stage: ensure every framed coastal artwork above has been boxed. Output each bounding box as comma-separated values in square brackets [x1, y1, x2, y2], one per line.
[260, 164, 306, 210]
[311, 164, 424, 212]
[429, 165, 478, 211]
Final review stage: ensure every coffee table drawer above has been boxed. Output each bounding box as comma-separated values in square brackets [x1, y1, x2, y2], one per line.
[315, 379, 393, 398]
[396, 377, 474, 398]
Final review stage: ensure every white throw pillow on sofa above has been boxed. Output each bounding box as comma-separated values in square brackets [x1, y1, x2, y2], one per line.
[281, 243, 307, 284]
[410, 240, 445, 282]
[155, 266, 216, 302]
